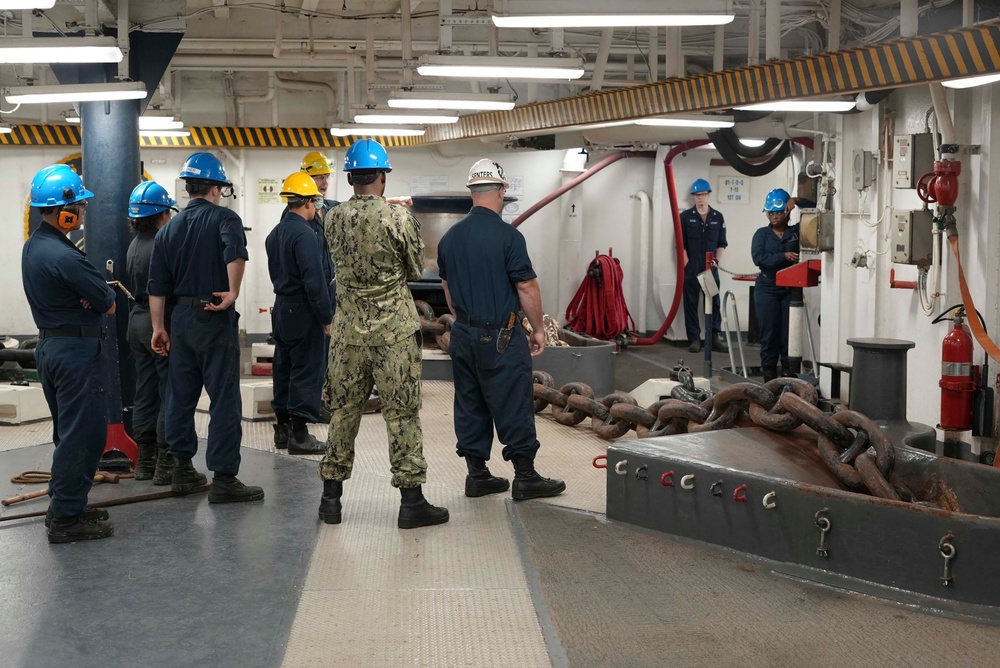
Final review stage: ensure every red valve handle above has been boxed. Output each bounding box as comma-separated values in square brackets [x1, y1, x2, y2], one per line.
[916, 172, 937, 204]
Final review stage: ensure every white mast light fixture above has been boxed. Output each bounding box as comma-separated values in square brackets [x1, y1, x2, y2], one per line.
[5, 82, 147, 104]
[330, 125, 426, 137]
[353, 112, 459, 125]
[388, 91, 516, 111]
[736, 100, 856, 112]
[0, 122, 13, 134]
[66, 114, 184, 130]
[492, 0, 734, 28]
[635, 117, 735, 128]
[140, 130, 191, 138]
[417, 55, 585, 81]
[0, 37, 123, 64]
[941, 73, 1000, 89]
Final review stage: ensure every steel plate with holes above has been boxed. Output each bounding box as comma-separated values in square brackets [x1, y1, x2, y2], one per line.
[606, 427, 1000, 620]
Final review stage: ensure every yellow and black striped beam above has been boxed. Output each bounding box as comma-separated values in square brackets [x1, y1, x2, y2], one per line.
[0, 125, 421, 149]
[418, 21, 1000, 144]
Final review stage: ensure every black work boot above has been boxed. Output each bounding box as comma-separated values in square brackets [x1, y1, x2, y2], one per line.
[208, 475, 265, 504]
[287, 418, 325, 455]
[398, 486, 449, 529]
[511, 457, 567, 500]
[318, 479, 343, 524]
[171, 458, 208, 495]
[273, 413, 290, 449]
[762, 365, 778, 383]
[688, 339, 701, 353]
[712, 332, 730, 353]
[152, 447, 175, 486]
[134, 434, 158, 481]
[464, 455, 510, 498]
[45, 506, 109, 528]
[47, 514, 114, 544]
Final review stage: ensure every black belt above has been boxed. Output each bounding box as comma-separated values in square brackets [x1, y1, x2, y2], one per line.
[175, 294, 223, 308]
[455, 312, 508, 330]
[275, 294, 308, 303]
[38, 326, 103, 339]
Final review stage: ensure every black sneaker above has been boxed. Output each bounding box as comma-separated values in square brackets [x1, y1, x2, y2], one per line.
[47, 514, 114, 544]
[45, 506, 110, 528]
[208, 475, 265, 504]
[172, 458, 208, 495]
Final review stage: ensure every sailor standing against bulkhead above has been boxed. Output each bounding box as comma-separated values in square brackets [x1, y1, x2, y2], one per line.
[22, 164, 116, 543]
[147, 152, 265, 504]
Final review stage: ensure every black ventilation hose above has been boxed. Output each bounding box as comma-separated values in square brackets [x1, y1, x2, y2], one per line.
[707, 130, 792, 177]
[708, 128, 782, 158]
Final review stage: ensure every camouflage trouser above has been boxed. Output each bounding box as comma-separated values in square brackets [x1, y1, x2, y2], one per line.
[319, 336, 427, 488]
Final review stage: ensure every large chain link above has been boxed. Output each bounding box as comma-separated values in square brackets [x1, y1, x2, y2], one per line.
[416, 300, 453, 353]
[532, 372, 910, 503]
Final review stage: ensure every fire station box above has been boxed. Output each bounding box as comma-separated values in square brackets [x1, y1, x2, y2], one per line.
[892, 210, 934, 266]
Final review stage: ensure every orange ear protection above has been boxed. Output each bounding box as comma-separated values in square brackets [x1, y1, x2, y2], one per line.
[58, 205, 79, 230]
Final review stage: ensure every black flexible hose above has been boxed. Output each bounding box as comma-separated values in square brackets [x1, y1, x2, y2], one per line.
[707, 128, 782, 158]
[707, 131, 792, 177]
[932, 303, 988, 334]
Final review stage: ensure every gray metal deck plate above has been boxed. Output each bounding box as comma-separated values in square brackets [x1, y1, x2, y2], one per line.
[514, 502, 1000, 668]
[0, 444, 318, 668]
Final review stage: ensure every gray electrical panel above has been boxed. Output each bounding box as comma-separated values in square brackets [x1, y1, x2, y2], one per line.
[799, 209, 835, 252]
[892, 209, 934, 265]
[852, 149, 874, 189]
[893, 133, 936, 189]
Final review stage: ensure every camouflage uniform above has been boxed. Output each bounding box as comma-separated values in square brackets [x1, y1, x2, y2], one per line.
[319, 194, 427, 488]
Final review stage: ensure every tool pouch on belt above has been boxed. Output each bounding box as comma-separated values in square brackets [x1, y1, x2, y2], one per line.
[196, 295, 223, 322]
[496, 312, 516, 354]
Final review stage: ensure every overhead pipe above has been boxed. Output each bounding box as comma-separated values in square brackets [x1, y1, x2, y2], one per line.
[589, 28, 614, 92]
[169, 54, 365, 71]
[236, 71, 276, 126]
[633, 139, 710, 346]
[511, 152, 655, 228]
[274, 74, 338, 126]
[635, 191, 651, 335]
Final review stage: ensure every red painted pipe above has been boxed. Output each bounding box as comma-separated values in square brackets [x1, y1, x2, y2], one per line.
[511, 151, 656, 228]
[889, 268, 918, 290]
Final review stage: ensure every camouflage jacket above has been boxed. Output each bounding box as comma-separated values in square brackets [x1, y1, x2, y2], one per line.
[324, 194, 423, 346]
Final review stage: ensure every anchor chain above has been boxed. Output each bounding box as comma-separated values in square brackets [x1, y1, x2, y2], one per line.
[534, 373, 906, 502]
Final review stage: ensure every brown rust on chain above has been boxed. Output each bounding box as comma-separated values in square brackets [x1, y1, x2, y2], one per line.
[747, 378, 818, 432]
[552, 383, 595, 426]
[856, 452, 902, 501]
[592, 393, 637, 439]
[779, 393, 854, 445]
[831, 409, 895, 477]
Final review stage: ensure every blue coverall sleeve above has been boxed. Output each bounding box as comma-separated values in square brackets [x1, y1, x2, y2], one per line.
[751, 228, 788, 270]
[220, 209, 250, 264]
[716, 212, 728, 249]
[505, 229, 537, 283]
[60, 254, 116, 312]
[146, 231, 173, 296]
[436, 241, 448, 281]
[293, 229, 334, 326]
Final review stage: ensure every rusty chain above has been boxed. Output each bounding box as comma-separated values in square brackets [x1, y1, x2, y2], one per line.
[532, 371, 910, 503]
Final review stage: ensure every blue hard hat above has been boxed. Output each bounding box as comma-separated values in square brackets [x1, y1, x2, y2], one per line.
[128, 181, 178, 218]
[29, 164, 94, 207]
[344, 139, 392, 172]
[763, 188, 791, 212]
[179, 152, 230, 184]
[691, 178, 711, 195]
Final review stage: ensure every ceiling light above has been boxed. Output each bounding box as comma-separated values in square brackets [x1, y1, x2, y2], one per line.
[0, 1, 56, 9]
[417, 55, 585, 81]
[330, 125, 426, 137]
[0, 37, 123, 64]
[635, 117, 734, 128]
[65, 114, 184, 130]
[0, 122, 12, 134]
[388, 91, 516, 111]
[491, 0, 733, 28]
[941, 73, 1000, 89]
[353, 113, 458, 125]
[5, 82, 147, 105]
[735, 100, 856, 112]
[697, 138, 766, 149]
[139, 130, 191, 138]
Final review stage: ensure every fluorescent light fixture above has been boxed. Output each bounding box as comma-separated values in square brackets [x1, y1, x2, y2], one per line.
[0, 122, 12, 134]
[0, 37, 123, 64]
[417, 55, 585, 80]
[635, 117, 734, 128]
[139, 130, 191, 138]
[491, 0, 733, 28]
[330, 125, 425, 137]
[66, 114, 184, 130]
[941, 72, 1000, 89]
[5, 82, 147, 104]
[354, 113, 458, 125]
[0, 1, 56, 9]
[388, 91, 516, 111]
[736, 100, 856, 112]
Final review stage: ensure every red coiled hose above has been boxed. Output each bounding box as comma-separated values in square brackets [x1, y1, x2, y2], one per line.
[565, 253, 635, 340]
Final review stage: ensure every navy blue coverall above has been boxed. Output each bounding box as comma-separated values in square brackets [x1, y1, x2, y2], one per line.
[126, 230, 169, 448]
[750, 223, 800, 369]
[680, 205, 727, 343]
[266, 210, 334, 422]
[22, 223, 116, 519]
[147, 198, 248, 475]
[437, 206, 539, 462]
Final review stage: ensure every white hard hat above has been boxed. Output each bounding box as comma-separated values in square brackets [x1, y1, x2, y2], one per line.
[466, 158, 510, 189]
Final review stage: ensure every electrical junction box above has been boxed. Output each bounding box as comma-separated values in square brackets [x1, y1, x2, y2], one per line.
[892, 209, 935, 266]
[852, 149, 875, 190]
[798, 209, 835, 252]
[894, 133, 936, 189]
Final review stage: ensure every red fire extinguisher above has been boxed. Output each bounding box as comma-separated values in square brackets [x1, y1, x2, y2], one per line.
[939, 310, 976, 431]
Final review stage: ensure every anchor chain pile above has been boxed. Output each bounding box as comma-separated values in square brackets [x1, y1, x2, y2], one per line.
[416, 300, 566, 354]
[532, 373, 913, 503]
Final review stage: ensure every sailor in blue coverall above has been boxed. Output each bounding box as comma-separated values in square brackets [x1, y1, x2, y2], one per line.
[437, 158, 565, 502]
[147, 152, 264, 504]
[750, 188, 815, 382]
[680, 178, 728, 354]
[266, 172, 333, 455]
[21, 164, 116, 543]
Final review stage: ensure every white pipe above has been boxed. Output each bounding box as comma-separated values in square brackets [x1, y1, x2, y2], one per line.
[235, 72, 276, 126]
[647, 27, 659, 82]
[765, 0, 780, 61]
[635, 191, 651, 335]
[401, 0, 413, 86]
[828, 0, 841, 50]
[748, 2, 760, 65]
[713, 26, 724, 71]
[590, 29, 613, 92]
[273, 10, 283, 58]
[366, 19, 376, 105]
[929, 83, 956, 145]
[900, 0, 919, 38]
[170, 54, 365, 71]
[117, 0, 129, 81]
[275, 74, 337, 126]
